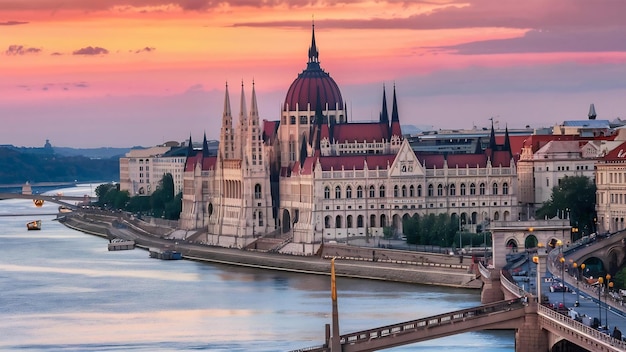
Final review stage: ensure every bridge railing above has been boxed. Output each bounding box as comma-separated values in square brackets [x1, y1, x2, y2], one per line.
[538, 304, 626, 351]
[478, 261, 491, 280]
[339, 299, 524, 345]
[500, 270, 527, 298]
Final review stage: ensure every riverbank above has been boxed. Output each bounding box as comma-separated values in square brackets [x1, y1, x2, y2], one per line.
[60, 211, 482, 289]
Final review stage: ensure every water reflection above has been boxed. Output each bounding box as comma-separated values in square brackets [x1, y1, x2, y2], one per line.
[0, 188, 514, 351]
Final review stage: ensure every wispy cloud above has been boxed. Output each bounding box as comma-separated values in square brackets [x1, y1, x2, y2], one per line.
[5, 45, 41, 55]
[73, 46, 109, 55]
[434, 28, 626, 55]
[0, 20, 28, 26]
[134, 46, 156, 53]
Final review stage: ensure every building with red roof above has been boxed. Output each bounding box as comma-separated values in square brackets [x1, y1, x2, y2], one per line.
[178, 24, 520, 254]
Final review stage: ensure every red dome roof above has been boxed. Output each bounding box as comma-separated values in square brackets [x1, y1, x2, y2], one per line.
[283, 25, 344, 112]
[284, 65, 344, 112]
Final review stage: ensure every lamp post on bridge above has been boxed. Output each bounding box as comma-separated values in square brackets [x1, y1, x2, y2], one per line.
[604, 274, 612, 329]
[559, 256, 566, 305]
[598, 276, 604, 327]
[573, 262, 584, 307]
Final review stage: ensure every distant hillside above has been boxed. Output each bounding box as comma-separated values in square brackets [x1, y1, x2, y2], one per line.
[0, 146, 120, 184]
[54, 146, 132, 159]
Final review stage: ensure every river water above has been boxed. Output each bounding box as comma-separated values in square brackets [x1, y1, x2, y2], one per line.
[0, 185, 514, 351]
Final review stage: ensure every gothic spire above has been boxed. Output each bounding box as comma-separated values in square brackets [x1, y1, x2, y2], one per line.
[308, 21, 319, 64]
[249, 80, 259, 119]
[186, 134, 194, 156]
[202, 132, 210, 157]
[489, 118, 497, 150]
[390, 84, 402, 137]
[504, 125, 511, 153]
[223, 81, 231, 118]
[239, 80, 247, 121]
[379, 84, 389, 124]
[391, 84, 399, 123]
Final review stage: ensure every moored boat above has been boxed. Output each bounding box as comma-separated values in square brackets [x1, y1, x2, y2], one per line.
[27, 220, 42, 231]
[108, 238, 135, 251]
[149, 248, 182, 260]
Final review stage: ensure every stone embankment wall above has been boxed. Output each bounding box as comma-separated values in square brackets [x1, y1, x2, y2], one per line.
[60, 212, 482, 289]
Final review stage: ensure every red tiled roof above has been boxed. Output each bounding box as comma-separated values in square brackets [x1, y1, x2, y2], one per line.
[184, 153, 217, 172]
[417, 154, 445, 169]
[332, 122, 390, 143]
[491, 150, 513, 167]
[496, 134, 530, 156]
[601, 140, 626, 161]
[390, 121, 402, 137]
[294, 153, 397, 176]
[446, 154, 488, 168]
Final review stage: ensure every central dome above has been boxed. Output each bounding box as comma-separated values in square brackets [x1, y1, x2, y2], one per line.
[283, 26, 344, 112]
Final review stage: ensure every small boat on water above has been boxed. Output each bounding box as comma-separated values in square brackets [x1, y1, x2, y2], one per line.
[149, 248, 182, 260]
[27, 220, 42, 231]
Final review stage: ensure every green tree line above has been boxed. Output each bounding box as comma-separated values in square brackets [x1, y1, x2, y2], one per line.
[401, 213, 492, 248]
[95, 173, 182, 220]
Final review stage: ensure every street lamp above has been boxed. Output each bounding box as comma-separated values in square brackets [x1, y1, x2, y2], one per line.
[559, 256, 566, 305]
[598, 276, 604, 327]
[573, 262, 579, 306]
[605, 274, 612, 329]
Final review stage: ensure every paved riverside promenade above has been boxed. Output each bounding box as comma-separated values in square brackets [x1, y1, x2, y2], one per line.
[60, 211, 481, 289]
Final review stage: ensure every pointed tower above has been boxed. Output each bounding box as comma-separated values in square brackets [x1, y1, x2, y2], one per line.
[245, 80, 263, 170]
[242, 80, 272, 240]
[184, 134, 194, 170]
[308, 21, 319, 67]
[503, 125, 511, 155]
[390, 84, 402, 137]
[389, 84, 403, 152]
[219, 82, 235, 159]
[488, 119, 497, 150]
[202, 132, 210, 157]
[380, 84, 389, 124]
[186, 134, 194, 156]
[588, 103, 597, 120]
[235, 81, 248, 159]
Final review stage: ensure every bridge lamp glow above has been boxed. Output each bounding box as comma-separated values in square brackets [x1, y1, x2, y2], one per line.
[532, 256, 539, 264]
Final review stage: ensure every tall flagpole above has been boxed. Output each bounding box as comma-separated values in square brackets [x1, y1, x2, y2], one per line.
[330, 258, 341, 351]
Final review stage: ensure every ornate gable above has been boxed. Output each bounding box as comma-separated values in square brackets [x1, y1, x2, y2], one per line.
[389, 139, 425, 177]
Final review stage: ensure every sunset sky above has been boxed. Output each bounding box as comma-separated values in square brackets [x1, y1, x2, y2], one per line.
[2, 0, 626, 148]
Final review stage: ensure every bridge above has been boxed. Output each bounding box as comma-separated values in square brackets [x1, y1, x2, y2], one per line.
[0, 182, 97, 209]
[295, 221, 626, 351]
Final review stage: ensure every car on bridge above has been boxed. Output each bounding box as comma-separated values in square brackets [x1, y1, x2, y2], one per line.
[549, 283, 569, 292]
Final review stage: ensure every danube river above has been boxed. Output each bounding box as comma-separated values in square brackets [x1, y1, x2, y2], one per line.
[0, 185, 514, 351]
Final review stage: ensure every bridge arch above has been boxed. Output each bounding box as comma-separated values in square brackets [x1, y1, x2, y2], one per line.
[606, 247, 626, 273]
[550, 337, 587, 352]
[524, 234, 538, 249]
[506, 238, 519, 253]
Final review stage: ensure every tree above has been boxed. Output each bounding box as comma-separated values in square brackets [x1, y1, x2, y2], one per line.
[536, 175, 596, 239]
[614, 267, 626, 290]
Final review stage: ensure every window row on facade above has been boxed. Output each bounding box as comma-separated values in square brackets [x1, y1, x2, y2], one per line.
[323, 182, 510, 199]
